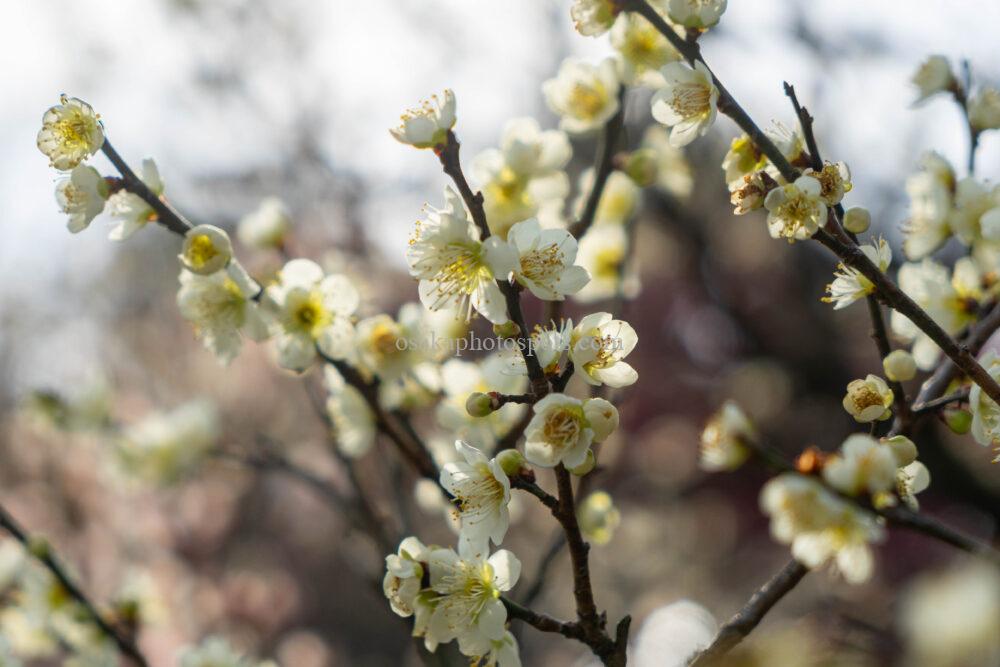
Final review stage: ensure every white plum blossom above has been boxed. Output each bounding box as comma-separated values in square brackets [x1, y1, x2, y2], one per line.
[574, 225, 638, 303]
[651, 61, 719, 147]
[570, 0, 620, 37]
[55, 165, 107, 233]
[699, 401, 753, 472]
[426, 546, 520, 655]
[440, 441, 512, 554]
[507, 219, 589, 300]
[237, 197, 291, 249]
[115, 401, 219, 485]
[177, 263, 271, 365]
[472, 118, 572, 238]
[576, 169, 640, 226]
[804, 161, 852, 206]
[823, 237, 891, 310]
[383, 536, 433, 618]
[179, 224, 233, 276]
[264, 259, 360, 371]
[822, 434, 899, 497]
[178, 636, 261, 667]
[968, 87, 1000, 132]
[722, 134, 768, 190]
[948, 177, 1000, 245]
[911, 55, 954, 104]
[969, 351, 1000, 458]
[610, 11, 681, 85]
[436, 355, 527, 450]
[631, 600, 718, 667]
[390, 89, 456, 149]
[324, 365, 376, 458]
[577, 491, 621, 545]
[667, 0, 728, 30]
[764, 175, 827, 242]
[642, 125, 694, 198]
[903, 152, 955, 259]
[543, 58, 621, 134]
[107, 159, 162, 241]
[842, 375, 894, 423]
[406, 187, 516, 324]
[462, 630, 521, 667]
[354, 309, 423, 381]
[36, 95, 104, 171]
[524, 393, 618, 468]
[569, 312, 639, 387]
[761, 473, 884, 584]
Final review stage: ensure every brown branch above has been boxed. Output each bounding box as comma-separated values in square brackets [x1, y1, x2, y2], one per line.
[910, 388, 970, 417]
[622, 0, 1000, 409]
[880, 504, 1000, 565]
[0, 503, 149, 667]
[502, 597, 586, 640]
[687, 559, 809, 666]
[100, 140, 193, 237]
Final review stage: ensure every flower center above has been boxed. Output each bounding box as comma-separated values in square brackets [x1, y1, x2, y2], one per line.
[54, 111, 96, 150]
[455, 463, 506, 525]
[292, 293, 332, 337]
[849, 385, 884, 411]
[669, 82, 710, 120]
[543, 407, 583, 449]
[569, 82, 608, 119]
[520, 242, 565, 285]
[371, 322, 402, 357]
[187, 234, 219, 269]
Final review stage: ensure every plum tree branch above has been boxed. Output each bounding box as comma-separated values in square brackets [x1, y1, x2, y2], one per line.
[101, 139, 192, 236]
[0, 503, 149, 667]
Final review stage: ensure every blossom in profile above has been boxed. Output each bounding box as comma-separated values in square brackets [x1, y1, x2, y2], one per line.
[406, 187, 516, 324]
[699, 401, 753, 472]
[573, 225, 638, 303]
[177, 263, 271, 364]
[911, 55, 954, 104]
[570, 0, 621, 37]
[822, 434, 899, 496]
[383, 536, 432, 618]
[824, 237, 891, 310]
[651, 61, 719, 147]
[440, 441, 512, 554]
[264, 258, 360, 371]
[390, 89, 456, 149]
[107, 159, 163, 241]
[969, 351, 1000, 457]
[237, 197, 290, 249]
[610, 11, 681, 85]
[568, 312, 639, 387]
[543, 58, 621, 134]
[722, 134, 768, 190]
[642, 125, 694, 198]
[524, 393, 618, 468]
[37, 95, 104, 171]
[763, 175, 827, 242]
[55, 165, 108, 233]
[902, 152, 955, 259]
[324, 365, 377, 458]
[667, 0, 728, 30]
[577, 491, 621, 545]
[968, 87, 1000, 131]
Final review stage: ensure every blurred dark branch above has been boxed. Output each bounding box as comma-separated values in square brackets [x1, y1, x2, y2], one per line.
[0, 503, 149, 667]
[687, 559, 809, 667]
[622, 0, 1000, 409]
[101, 139, 193, 236]
[910, 388, 969, 417]
[569, 92, 626, 239]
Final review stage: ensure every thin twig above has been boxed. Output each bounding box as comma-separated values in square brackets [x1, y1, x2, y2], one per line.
[910, 388, 970, 416]
[687, 559, 809, 666]
[0, 503, 149, 667]
[101, 140, 192, 236]
[568, 93, 626, 239]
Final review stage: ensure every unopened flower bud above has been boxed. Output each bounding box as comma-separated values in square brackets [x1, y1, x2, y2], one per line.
[496, 449, 528, 477]
[843, 206, 871, 234]
[883, 349, 917, 382]
[882, 435, 918, 467]
[622, 149, 658, 187]
[568, 449, 596, 476]
[465, 392, 496, 418]
[945, 408, 972, 435]
[493, 321, 521, 340]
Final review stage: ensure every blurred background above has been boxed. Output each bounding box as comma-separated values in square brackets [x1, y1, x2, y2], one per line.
[2, 0, 999, 665]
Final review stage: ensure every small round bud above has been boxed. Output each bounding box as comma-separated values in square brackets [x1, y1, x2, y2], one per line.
[622, 149, 658, 187]
[180, 224, 233, 275]
[843, 206, 871, 234]
[945, 408, 972, 435]
[27, 535, 51, 559]
[883, 350, 917, 382]
[493, 321, 521, 340]
[568, 450, 596, 476]
[882, 435, 918, 467]
[465, 392, 495, 418]
[496, 449, 527, 477]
